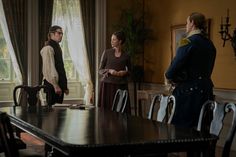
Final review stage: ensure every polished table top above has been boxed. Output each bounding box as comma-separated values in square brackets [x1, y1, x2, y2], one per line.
[0, 106, 217, 156]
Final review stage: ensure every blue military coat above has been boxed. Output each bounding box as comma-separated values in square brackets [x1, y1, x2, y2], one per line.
[165, 32, 216, 127]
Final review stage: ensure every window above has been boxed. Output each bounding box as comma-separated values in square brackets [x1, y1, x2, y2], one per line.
[0, 27, 14, 82]
[1, 0, 87, 102]
[0, 25, 17, 102]
[52, 0, 85, 100]
[60, 33, 77, 81]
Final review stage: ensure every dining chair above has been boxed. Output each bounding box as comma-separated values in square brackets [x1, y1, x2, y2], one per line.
[0, 136, 26, 155]
[147, 94, 176, 124]
[0, 112, 43, 157]
[0, 111, 26, 153]
[13, 85, 48, 107]
[13, 85, 49, 138]
[0, 111, 20, 157]
[197, 100, 236, 157]
[112, 89, 128, 113]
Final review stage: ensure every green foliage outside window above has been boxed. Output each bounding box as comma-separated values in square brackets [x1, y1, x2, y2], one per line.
[0, 27, 11, 81]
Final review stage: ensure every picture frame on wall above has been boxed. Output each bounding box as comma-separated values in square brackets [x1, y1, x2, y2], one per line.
[170, 19, 211, 60]
[170, 24, 186, 59]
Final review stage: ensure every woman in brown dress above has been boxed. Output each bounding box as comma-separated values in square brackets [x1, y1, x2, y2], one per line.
[98, 31, 131, 113]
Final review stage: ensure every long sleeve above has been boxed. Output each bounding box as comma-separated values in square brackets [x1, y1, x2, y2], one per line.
[40, 45, 59, 88]
[165, 38, 191, 82]
[98, 48, 130, 84]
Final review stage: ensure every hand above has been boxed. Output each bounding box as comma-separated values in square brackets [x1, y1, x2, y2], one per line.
[54, 86, 62, 96]
[167, 79, 176, 86]
[117, 70, 127, 77]
[103, 71, 109, 78]
[65, 89, 69, 95]
[108, 69, 117, 75]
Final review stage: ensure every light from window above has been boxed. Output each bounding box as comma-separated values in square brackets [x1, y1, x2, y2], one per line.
[52, 0, 85, 100]
[0, 26, 13, 81]
[60, 33, 77, 81]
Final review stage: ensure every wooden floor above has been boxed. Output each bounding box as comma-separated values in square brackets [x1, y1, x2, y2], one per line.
[21, 133, 45, 156]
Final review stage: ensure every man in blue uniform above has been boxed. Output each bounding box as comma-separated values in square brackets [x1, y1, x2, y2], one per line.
[165, 12, 216, 128]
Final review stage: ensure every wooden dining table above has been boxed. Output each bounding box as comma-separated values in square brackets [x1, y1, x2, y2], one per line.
[0, 105, 217, 157]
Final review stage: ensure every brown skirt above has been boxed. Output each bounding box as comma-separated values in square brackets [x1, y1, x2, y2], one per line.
[98, 81, 130, 113]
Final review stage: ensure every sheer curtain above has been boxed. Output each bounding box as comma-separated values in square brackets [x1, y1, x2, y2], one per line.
[0, 0, 22, 85]
[52, 0, 93, 105]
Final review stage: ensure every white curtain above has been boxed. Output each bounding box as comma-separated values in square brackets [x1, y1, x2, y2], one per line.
[52, 0, 93, 105]
[0, 0, 22, 85]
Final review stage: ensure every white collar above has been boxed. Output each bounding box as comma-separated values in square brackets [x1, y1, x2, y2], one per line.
[187, 29, 201, 38]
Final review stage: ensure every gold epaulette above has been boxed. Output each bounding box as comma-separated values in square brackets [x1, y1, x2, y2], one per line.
[177, 38, 191, 47]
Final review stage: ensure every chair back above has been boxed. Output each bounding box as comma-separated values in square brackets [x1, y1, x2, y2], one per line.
[0, 111, 20, 157]
[112, 89, 128, 113]
[13, 85, 47, 106]
[148, 94, 176, 123]
[197, 100, 236, 157]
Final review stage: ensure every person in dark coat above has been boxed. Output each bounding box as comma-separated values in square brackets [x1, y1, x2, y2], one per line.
[41, 25, 69, 106]
[165, 12, 216, 128]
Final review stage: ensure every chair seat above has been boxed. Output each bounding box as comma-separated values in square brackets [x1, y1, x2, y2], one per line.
[197, 100, 236, 157]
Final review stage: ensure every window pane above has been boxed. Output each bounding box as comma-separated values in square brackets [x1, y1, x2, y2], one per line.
[51, 0, 85, 100]
[64, 60, 76, 80]
[0, 9, 19, 102]
[61, 33, 78, 81]
[61, 31, 71, 60]
[0, 59, 10, 80]
[52, 0, 81, 82]
[0, 33, 9, 59]
[0, 27, 11, 81]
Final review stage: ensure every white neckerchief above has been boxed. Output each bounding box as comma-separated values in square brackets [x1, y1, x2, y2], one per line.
[187, 29, 201, 38]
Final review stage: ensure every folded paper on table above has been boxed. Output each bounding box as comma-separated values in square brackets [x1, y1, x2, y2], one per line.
[52, 103, 71, 107]
[69, 104, 95, 110]
[52, 103, 95, 110]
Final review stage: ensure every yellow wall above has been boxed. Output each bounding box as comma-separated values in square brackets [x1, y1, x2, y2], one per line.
[107, 0, 236, 89]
